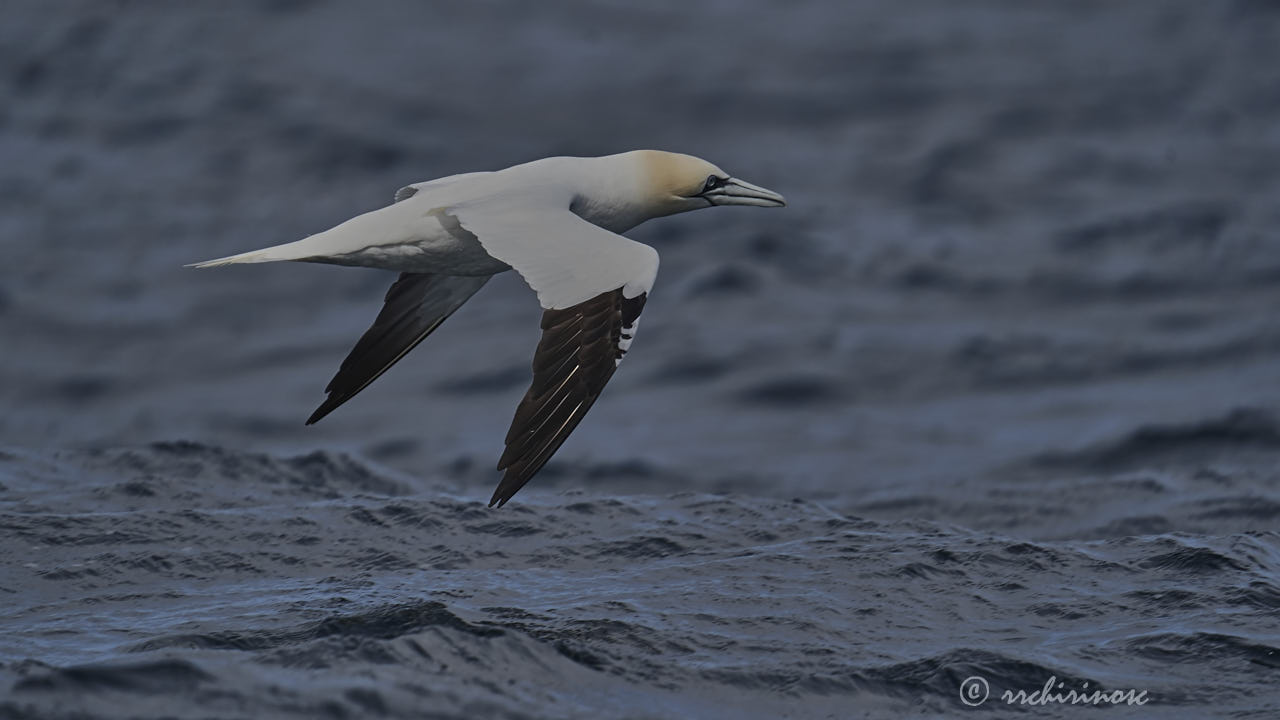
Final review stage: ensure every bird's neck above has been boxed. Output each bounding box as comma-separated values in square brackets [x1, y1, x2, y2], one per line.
[500, 155, 677, 234]
[565, 156, 666, 234]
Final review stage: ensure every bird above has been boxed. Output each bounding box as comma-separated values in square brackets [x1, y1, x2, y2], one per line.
[189, 150, 786, 507]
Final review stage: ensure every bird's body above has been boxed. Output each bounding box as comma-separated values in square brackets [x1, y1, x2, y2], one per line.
[190, 150, 785, 506]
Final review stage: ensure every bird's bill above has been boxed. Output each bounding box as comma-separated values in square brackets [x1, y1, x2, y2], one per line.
[703, 178, 787, 207]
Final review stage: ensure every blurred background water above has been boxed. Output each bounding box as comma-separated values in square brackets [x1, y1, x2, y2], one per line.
[1, 1, 1278, 717]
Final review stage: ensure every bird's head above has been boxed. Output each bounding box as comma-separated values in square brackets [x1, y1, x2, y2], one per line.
[633, 150, 786, 219]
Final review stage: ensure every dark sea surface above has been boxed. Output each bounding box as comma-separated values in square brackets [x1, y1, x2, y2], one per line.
[2, 1, 1279, 717]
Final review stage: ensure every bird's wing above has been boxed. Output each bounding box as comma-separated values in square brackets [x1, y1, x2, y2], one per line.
[446, 205, 659, 507]
[306, 273, 490, 424]
[450, 205, 659, 310]
[489, 288, 648, 507]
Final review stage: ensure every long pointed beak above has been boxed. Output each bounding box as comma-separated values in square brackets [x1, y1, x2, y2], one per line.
[704, 177, 786, 208]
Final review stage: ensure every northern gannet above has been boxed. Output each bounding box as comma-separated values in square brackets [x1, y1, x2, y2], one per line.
[190, 150, 785, 506]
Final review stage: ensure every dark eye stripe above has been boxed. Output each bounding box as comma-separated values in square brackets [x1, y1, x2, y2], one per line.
[703, 175, 726, 192]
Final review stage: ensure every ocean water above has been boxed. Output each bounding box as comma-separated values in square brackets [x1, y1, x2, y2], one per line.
[2, 1, 1279, 717]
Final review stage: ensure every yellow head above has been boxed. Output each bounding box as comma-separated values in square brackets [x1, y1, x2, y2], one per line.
[632, 150, 786, 218]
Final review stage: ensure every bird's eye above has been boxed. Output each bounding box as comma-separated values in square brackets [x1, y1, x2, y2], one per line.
[703, 175, 724, 192]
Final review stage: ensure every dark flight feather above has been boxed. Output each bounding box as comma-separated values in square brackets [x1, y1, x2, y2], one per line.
[306, 273, 489, 425]
[489, 288, 646, 507]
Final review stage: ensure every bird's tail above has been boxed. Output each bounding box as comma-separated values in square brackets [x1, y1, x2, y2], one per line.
[185, 239, 319, 268]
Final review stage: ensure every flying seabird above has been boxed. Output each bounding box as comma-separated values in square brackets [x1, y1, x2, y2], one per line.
[189, 150, 786, 506]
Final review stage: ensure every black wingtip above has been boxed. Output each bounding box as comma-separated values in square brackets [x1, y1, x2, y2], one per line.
[487, 488, 508, 508]
[488, 472, 520, 508]
[305, 400, 336, 426]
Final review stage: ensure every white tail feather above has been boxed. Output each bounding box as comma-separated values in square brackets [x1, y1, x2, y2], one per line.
[185, 239, 317, 268]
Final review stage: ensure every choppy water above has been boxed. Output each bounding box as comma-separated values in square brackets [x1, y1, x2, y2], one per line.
[2, 1, 1279, 718]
